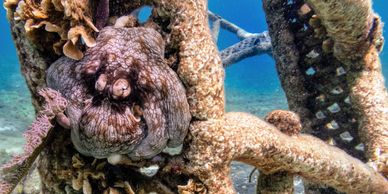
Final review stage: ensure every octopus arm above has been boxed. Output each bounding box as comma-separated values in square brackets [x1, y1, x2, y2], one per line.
[129, 102, 168, 159]
[162, 66, 191, 148]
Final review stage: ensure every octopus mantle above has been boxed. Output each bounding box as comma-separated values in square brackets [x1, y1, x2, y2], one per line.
[46, 26, 191, 159]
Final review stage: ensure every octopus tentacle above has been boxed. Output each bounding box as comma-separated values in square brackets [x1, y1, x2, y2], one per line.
[130, 104, 168, 159]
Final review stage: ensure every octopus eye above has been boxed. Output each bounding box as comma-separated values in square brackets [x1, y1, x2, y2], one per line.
[110, 78, 131, 100]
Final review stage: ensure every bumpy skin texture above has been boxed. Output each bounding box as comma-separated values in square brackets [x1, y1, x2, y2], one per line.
[47, 26, 191, 159]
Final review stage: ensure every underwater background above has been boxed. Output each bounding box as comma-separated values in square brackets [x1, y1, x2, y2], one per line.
[0, 0, 387, 193]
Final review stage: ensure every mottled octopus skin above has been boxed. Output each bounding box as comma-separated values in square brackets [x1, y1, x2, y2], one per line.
[47, 26, 191, 159]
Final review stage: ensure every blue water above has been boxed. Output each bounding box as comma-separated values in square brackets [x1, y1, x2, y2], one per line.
[0, 7, 23, 92]
[210, 0, 280, 94]
[210, 0, 388, 93]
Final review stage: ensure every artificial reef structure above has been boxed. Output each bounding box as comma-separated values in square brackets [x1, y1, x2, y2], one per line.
[0, 0, 387, 193]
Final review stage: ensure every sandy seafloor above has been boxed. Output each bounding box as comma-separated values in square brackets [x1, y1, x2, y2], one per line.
[0, 0, 387, 193]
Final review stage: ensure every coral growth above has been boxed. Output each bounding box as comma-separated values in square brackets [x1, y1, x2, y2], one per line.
[154, 0, 225, 120]
[4, 0, 98, 60]
[255, 110, 302, 193]
[306, 0, 383, 60]
[185, 112, 387, 193]
[264, 110, 302, 136]
[264, 0, 388, 178]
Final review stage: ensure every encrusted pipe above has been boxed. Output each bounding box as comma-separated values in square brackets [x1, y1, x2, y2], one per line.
[262, 0, 315, 132]
[186, 112, 388, 193]
[154, 0, 225, 120]
[256, 110, 301, 193]
[306, 0, 388, 175]
[306, 0, 383, 60]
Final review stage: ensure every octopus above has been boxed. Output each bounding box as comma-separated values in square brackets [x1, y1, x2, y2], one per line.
[46, 26, 191, 160]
